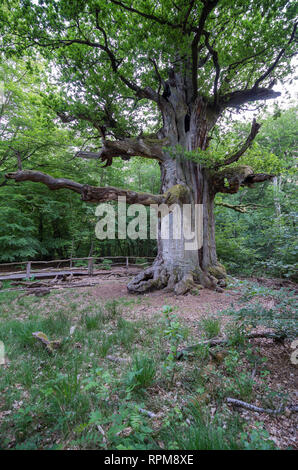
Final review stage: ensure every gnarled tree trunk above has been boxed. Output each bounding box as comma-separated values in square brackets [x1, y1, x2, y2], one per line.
[127, 72, 226, 294]
[127, 158, 225, 294]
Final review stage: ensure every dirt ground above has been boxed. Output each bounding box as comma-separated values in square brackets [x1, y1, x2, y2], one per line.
[81, 274, 297, 450]
[89, 275, 239, 318]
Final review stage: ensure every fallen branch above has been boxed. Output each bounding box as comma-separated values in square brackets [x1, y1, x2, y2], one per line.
[12, 281, 52, 288]
[251, 362, 257, 379]
[17, 287, 51, 298]
[96, 424, 108, 446]
[139, 408, 157, 419]
[176, 330, 287, 359]
[226, 397, 298, 415]
[4, 279, 131, 295]
[106, 355, 128, 364]
[32, 331, 62, 354]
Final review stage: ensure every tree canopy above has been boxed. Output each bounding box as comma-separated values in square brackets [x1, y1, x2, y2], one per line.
[1, 0, 296, 148]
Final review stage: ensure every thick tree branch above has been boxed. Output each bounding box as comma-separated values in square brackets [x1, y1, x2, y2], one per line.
[5, 170, 83, 193]
[8, 147, 23, 170]
[219, 87, 281, 109]
[215, 201, 263, 213]
[203, 30, 220, 105]
[26, 34, 160, 104]
[182, 0, 196, 33]
[244, 173, 275, 185]
[85, 17, 159, 100]
[224, 49, 267, 74]
[212, 165, 274, 194]
[215, 119, 261, 169]
[109, 0, 181, 30]
[57, 109, 119, 139]
[76, 135, 166, 167]
[5, 170, 163, 205]
[191, 0, 219, 100]
[218, 22, 296, 108]
[149, 58, 166, 98]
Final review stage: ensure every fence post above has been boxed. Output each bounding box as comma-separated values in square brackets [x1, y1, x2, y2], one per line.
[88, 258, 94, 276]
[126, 257, 129, 270]
[26, 262, 31, 278]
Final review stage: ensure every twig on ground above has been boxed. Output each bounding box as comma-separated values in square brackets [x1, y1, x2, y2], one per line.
[226, 397, 298, 415]
[106, 355, 128, 363]
[175, 331, 287, 359]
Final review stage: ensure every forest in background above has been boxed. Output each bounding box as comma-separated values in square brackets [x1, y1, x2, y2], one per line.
[0, 61, 297, 280]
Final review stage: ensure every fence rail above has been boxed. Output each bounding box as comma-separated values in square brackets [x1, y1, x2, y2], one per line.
[0, 256, 155, 281]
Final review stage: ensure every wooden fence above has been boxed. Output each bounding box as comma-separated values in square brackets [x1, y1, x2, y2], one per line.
[0, 256, 155, 280]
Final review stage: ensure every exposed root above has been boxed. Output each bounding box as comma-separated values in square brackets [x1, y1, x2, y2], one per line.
[174, 273, 195, 295]
[126, 266, 159, 293]
[127, 261, 226, 295]
[208, 263, 227, 288]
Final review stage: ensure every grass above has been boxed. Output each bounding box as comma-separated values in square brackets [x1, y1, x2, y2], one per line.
[81, 310, 104, 331]
[199, 316, 221, 339]
[174, 402, 241, 450]
[0, 286, 282, 450]
[125, 354, 156, 391]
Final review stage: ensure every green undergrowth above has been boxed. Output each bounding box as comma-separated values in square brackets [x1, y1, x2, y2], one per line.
[0, 285, 286, 450]
[223, 279, 298, 338]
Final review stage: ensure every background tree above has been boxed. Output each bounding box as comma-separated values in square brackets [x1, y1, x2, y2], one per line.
[0, 60, 161, 260]
[215, 106, 297, 281]
[1, 0, 297, 293]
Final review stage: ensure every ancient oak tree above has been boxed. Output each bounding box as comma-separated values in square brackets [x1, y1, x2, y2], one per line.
[2, 0, 297, 293]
